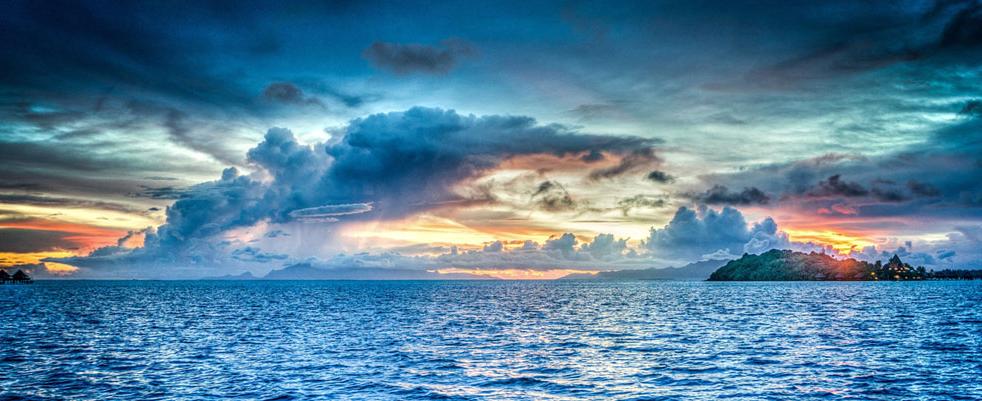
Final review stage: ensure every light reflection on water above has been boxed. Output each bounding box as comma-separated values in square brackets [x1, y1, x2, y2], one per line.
[1, 280, 980, 400]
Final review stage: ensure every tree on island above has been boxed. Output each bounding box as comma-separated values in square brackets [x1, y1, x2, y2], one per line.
[707, 250, 943, 281]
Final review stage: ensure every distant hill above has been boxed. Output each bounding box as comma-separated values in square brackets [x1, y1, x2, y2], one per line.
[200, 271, 257, 280]
[705, 249, 964, 281]
[709, 250, 871, 281]
[263, 263, 494, 280]
[561, 259, 728, 281]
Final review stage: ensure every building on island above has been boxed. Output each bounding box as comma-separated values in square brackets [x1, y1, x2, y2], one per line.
[0, 269, 32, 284]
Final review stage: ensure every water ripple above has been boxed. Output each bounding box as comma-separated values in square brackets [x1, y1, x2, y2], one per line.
[1, 280, 981, 400]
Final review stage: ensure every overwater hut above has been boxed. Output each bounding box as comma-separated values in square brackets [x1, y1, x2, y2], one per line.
[11, 270, 32, 284]
[0, 270, 10, 283]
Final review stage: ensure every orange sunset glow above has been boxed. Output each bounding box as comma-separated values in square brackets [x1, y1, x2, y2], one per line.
[0, 218, 128, 253]
[434, 268, 598, 280]
[4, 3, 982, 399]
[781, 228, 877, 254]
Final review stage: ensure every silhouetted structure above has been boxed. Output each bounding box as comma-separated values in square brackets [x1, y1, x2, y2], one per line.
[6, 270, 32, 284]
[0, 270, 10, 283]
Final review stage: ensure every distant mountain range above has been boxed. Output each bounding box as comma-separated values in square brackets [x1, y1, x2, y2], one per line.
[202, 260, 728, 281]
[202, 263, 494, 280]
[200, 252, 982, 281]
[560, 259, 728, 281]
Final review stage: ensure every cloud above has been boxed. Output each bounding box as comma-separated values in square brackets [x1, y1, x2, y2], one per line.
[938, 2, 982, 49]
[616, 195, 666, 216]
[906, 180, 941, 197]
[0, 193, 146, 214]
[646, 170, 675, 183]
[566, 103, 626, 121]
[271, 212, 839, 275]
[288, 203, 374, 221]
[67, 107, 661, 273]
[131, 185, 190, 200]
[264, 229, 290, 238]
[530, 181, 577, 212]
[809, 174, 868, 197]
[580, 233, 627, 258]
[321, 108, 656, 218]
[691, 185, 770, 205]
[0, 228, 78, 253]
[959, 99, 982, 116]
[159, 107, 245, 166]
[744, 1, 982, 86]
[870, 183, 909, 203]
[537, 233, 580, 259]
[0, 102, 240, 204]
[482, 240, 504, 253]
[363, 39, 475, 74]
[697, 112, 982, 226]
[641, 206, 830, 262]
[742, 217, 792, 255]
[644, 206, 754, 260]
[588, 148, 661, 180]
[0, 2, 258, 107]
[231, 246, 288, 263]
[262, 82, 325, 109]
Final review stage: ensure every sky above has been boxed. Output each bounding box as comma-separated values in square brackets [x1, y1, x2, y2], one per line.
[2, 0, 982, 279]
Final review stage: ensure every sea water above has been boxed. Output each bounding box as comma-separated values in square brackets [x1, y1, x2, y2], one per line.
[1, 280, 980, 400]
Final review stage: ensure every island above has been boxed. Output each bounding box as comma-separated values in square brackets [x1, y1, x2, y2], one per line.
[708, 249, 982, 281]
[561, 259, 728, 281]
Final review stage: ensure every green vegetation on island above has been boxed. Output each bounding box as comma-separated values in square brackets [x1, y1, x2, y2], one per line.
[708, 249, 982, 281]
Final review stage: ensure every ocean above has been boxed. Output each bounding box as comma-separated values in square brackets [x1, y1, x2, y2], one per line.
[2, 280, 980, 400]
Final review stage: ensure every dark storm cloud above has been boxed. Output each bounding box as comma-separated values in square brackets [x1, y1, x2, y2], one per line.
[0, 100, 247, 199]
[0, 194, 145, 214]
[938, 1, 982, 49]
[588, 148, 661, 180]
[745, 0, 982, 86]
[959, 99, 982, 116]
[691, 185, 770, 206]
[363, 39, 475, 74]
[567, 103, 625, 121]
[73, 107, 661, 267]
[160, 107, 245, 166]
[810, 175, 869, 197]
[531, 181, 577, 212]
[616, 195, 666, 216]
[696, 112, 982, 221]
[0, 0, 282, 181]
[262, 82, 325, 109]
[908, 180, 942, 197]
[231, 246, 288, 263]
[321, 108, 657, 218]
[264, 229, 289, 239]
[0, 1, 259, 105]
[0, 228, 78, 252]
[131, 185, 191, 200]
[0, 183, 43, 191]
[0, 141, 138, 173]
[646, 170, 675, 184]
[870, 181, 911, 203]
